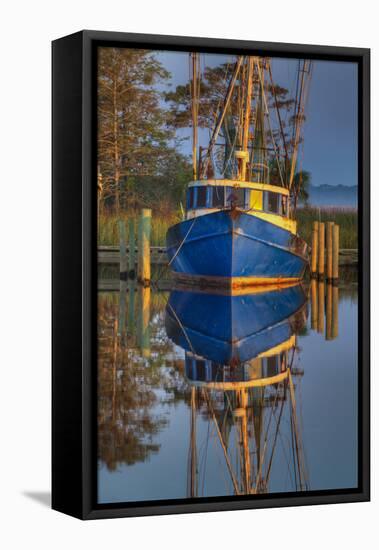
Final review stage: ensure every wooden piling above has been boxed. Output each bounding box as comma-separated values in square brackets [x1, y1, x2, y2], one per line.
[137, 286, 151, 358]
[118, 279, 127, 345]
[317, 280, 325, 334]
[318, 222, 325, 278]
[128, 218, 136, 278]
[137, 209, 152, 286]
[326, 222, 334, 281]
[311, 222, 319, 277]
[310, 278, 318, 330]
[332, 224, 340, 282]
[326, 283, 333, 340]
[127, 280, 136, 340]
[332, 285, 339, 339]
[118, 218, 127, 279]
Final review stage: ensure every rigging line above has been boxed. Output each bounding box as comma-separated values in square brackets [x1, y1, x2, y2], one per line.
[265, 378, 289, 484]
[209, 419, 235, 495]
[204, 60, 233, 164]
[288, 370, 306, 490]
[291, 59, 301, 155]
[167, 217, 197, 267]
[289, 60, 312, 190]
[272, 405, 297, 488]
[268, 61, 290, 185]
[289, 391, 299, 491]
[223, 120, 240, 176]
[166, 301, 196, 355]
[202, 389, 241, 495]
[294, 374, 310, 489]
[289, 63, 305, 188]
[254, 385, 280, 490]
[152, 215, 198, 288]
[201, 57, 244, 179]
[255, 61, 285, 188]
[292, 136, 306, 213]
[223, 391, 246, 471]
[201, 414, 211, 496]
[289, 380, 309, 490]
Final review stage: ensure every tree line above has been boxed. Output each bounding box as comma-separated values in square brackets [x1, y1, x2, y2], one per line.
[97, 48, 310, 217]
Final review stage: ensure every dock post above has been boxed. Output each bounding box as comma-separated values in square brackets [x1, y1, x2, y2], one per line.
[118, 279, 127, 346]
[326, 222, 334, 281]
[118, 218, 127, 280]
[318, 222, 325, 278]
[326, 283, 333, 340]
[137, 209, 152, 286]
[310, 278, 318, 330]
[332, 224, 340, 282]
[137, 286, 151, 358]
[127, 280, 136, 341]
[317, 280, 325, 334]
[311, 222, 319, 277]
[128, 218, 136, 279]
[332, 285, 339, 339]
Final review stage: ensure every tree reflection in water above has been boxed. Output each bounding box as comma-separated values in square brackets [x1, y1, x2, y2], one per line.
[97, 289, 188, 471]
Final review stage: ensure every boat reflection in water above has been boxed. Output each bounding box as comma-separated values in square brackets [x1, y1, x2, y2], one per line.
[166, 283, 309, 497]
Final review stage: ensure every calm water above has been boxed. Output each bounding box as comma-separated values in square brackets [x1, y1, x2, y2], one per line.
[97, 279, 358, 504]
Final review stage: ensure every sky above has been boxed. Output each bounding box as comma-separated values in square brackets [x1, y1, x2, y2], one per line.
[155, 51, 358, 188]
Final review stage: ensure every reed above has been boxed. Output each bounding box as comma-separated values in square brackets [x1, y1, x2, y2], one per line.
[98, 211, 181, 247]
[296, 207, 357, 249]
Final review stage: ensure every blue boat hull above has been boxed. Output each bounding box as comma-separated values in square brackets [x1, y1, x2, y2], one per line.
[165, 285, 308, 365]
[166, 210, 308, 285]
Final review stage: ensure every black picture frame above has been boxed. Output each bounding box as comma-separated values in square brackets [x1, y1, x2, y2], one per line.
[52, 30, 370, 520]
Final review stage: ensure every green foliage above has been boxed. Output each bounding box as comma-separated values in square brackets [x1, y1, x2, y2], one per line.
[97, 47, 190, 212]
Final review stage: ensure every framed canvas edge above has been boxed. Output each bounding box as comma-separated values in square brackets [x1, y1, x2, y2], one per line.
[53, 30, 370, 520]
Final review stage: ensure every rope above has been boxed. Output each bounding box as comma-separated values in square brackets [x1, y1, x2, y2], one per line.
[166, 300, 195, 354]
[167, 216, 197, 267]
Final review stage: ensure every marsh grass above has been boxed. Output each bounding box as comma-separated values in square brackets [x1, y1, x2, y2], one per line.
[98, 212, 181, 247]
[296, 207, 358, 249]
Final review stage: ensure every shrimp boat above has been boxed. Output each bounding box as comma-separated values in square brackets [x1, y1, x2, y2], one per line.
[166, 55, 312, 289]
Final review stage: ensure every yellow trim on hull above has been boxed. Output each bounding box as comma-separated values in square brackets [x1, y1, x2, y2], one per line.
[258, 335, 296, 357]
[251, 210, 297, 233]
[188, 179, 290, 196]
[173, 280, 303, 296]
[187, 368, 290, 391]
[187, 206, 297, 234]
[173, 272, 302, 293]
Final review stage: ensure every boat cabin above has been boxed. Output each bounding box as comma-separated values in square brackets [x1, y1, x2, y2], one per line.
[186, 180, 289, 217]
[185, 334, 295, 389]
[186, 179, 296, 233]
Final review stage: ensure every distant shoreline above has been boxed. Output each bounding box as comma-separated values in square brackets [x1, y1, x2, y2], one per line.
[300, 184, 357, 208]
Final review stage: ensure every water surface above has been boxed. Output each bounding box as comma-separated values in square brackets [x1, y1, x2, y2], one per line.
[97, 279, 358, 503]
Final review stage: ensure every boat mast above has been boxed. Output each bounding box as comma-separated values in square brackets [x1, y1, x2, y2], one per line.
[201, 57, 244, 179]
[289, 60, 312, 191]
[240, 57, 254, 181]
[190, 53, 200, 181]
[187, 386, 198, 497]
[268, 62, 290, 188]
